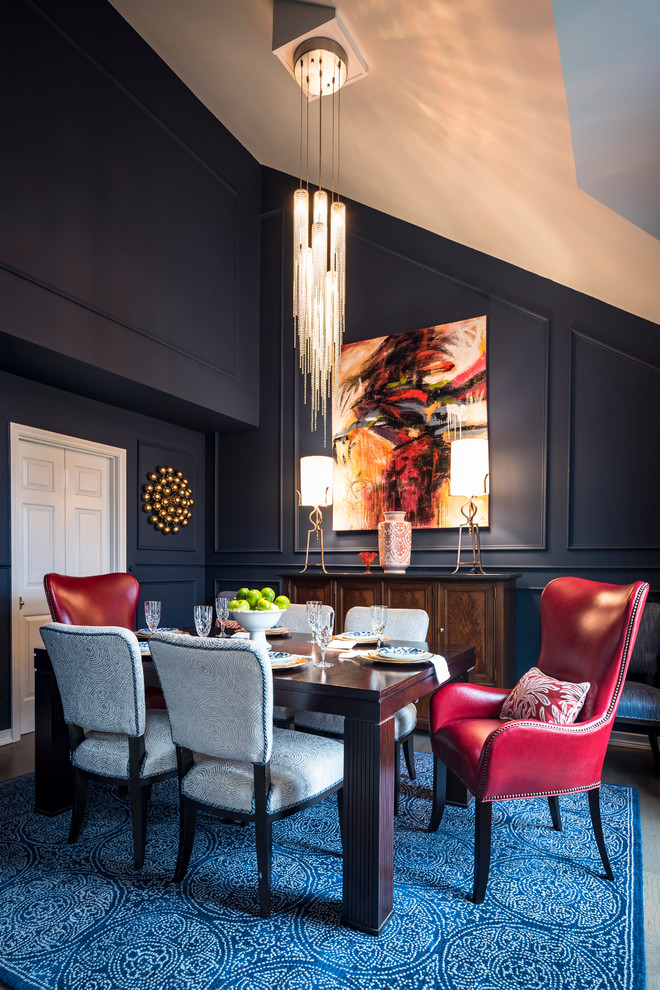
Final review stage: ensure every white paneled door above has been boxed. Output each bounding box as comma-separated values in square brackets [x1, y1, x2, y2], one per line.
[10, 425, 126, 740]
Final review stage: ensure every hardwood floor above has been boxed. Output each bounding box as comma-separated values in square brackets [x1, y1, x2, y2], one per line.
[0, 732, 657, 988]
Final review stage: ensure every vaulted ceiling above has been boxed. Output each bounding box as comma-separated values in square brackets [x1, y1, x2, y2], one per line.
[110, 0, 660, 324]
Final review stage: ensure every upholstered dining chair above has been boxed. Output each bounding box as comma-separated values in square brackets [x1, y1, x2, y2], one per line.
[44, 571, 165, 710]
[269, 603, 313, 727]
[294, 605, 430, 814]
[149, 632, 344, 918]
[614, 600, 660, 771]
[39, 623, 177, 869]
[280, 602, 314, 632]
[427, 577, 649, 903]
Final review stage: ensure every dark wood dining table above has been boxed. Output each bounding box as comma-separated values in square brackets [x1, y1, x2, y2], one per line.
[34, 633, 475, 935]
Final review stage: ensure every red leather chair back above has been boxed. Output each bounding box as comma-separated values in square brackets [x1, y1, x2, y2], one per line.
[538, 577, 649, 722]
[44, 572, 139, 629]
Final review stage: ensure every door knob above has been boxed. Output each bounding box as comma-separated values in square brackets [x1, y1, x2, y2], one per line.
[19, 596, 25, 610]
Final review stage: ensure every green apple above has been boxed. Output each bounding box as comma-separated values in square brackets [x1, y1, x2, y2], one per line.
[236, 588, 250, 601]
[246, 589, 260, 608]
[255, 597, 271, 610]
[274, 595, 290, 610]
[260, 587, 276, 603]
[229, 598, 249, 611]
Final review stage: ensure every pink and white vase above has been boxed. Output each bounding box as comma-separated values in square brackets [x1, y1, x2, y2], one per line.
[378, 511, 412, 574]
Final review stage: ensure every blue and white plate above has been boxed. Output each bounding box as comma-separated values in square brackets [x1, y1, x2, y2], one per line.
[269, 652, 309, 670]
[376, 646, 433, 661]
[335, 631, 388, 643]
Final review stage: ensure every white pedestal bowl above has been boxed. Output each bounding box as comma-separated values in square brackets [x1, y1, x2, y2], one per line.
[230, 608, 284, 651]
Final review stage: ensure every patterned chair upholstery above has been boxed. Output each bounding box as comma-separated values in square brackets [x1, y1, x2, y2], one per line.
[614, 600, 660, 770]
[271, 604, 312, 726]
[428, 578, 649, 903]
[43, 571, 166, 710]
[280, 603, 313, 632]
[149, 632, 344, 918]
[294, 606, 430, 814]
[39, 623, 177, 869]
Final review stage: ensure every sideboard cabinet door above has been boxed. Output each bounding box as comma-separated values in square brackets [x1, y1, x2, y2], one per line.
[384, 579, 436, 632]
[284, 575, 333, 608]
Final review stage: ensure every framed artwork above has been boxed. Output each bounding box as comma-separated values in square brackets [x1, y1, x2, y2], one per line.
[332, 316, 488, 530]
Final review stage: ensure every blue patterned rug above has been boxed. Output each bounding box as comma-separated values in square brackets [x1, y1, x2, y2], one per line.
[0, 754, 644, 990]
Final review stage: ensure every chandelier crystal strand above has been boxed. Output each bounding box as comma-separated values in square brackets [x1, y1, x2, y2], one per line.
[292, 40, 347, 432]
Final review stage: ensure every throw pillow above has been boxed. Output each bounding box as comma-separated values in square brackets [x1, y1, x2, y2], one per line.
[500, 667, 590, 725]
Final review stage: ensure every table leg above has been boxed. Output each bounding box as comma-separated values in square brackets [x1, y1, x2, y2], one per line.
[34, 654, 72, 816]
[341, 715, 395, 934]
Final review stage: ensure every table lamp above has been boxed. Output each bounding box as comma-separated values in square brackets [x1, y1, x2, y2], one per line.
[450, 437, 489, 573]
[297, 455, 333, 573]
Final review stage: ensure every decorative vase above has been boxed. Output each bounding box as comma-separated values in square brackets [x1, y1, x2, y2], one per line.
[378, 511, 412, 574]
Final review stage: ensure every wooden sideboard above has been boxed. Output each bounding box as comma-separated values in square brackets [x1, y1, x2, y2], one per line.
[281, 571, 520, 729]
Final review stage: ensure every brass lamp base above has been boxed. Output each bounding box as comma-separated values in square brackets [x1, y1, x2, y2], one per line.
[300, 504, 328, 574]
[452, 497, 485, 574]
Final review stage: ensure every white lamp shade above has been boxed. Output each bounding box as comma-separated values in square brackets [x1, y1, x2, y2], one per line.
[450, 438, 489, 497]
[300, 456, 333, 506]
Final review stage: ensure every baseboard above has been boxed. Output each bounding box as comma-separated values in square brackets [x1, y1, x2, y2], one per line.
[0, 729, 16, 747]
[608, 731, 653, 752]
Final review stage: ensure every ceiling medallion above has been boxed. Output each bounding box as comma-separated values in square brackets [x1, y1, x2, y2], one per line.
[141, 465, 193, 534]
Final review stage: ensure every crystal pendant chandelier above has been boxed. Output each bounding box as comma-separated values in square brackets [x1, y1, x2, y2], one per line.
[292, 39, 347, 434]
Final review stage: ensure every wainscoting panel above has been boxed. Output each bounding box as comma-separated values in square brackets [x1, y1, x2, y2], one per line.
[568, 330, 660, 549]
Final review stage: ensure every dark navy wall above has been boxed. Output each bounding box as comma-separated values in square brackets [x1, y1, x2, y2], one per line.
[0, 371, 208, 729]
[0, 0, 261, 732]
[1, 0, 260, 430]
[210, 168, 660, 675]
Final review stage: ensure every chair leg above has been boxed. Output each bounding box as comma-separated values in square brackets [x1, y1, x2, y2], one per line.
[427, 755, 447, 832]
[255, 814, 273, 918]
[649, 732, 659, 771]
[394, 741, 401, 816]
[337, 788, 344, 849]
[548, 795, 562, 831]
[130, 782, 149, 870]
[588, 787, 614, 881]
[402, 734, 417, 780]
[473, 800, 492, 904]
[68, 771, 88, 843]
[174, 798, 198, 883]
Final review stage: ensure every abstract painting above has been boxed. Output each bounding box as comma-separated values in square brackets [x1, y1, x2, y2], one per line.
[332, 316, 488, 530]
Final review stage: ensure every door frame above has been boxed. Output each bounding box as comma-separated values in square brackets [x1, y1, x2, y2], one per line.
[8, 423, 127, 743]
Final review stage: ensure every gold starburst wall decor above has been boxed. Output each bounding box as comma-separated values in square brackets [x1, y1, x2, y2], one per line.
[141, 465, 193, 534]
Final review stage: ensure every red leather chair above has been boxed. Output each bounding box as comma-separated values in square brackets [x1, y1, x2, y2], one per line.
[428, 577, 649, 903]
[43, 572, 166, 709]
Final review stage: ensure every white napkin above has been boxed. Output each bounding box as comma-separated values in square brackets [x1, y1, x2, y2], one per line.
[328, 639, 357, 650]
[429, 654, 449, 684]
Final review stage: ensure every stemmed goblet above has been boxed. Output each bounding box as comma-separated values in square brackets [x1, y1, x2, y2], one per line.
[194, 605, 213, 638]
[370, 604, 388, 649]
[312, 605, 335, 669]
[306, 600, 322, 644]
[215, 596, 230, 637]
[144, 601, 161, 634]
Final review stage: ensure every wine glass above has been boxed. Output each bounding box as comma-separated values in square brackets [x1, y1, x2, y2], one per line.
[312, 605, 335, 669]
[370, 604, 388, 649]
[215, 596, 230, 637]
[306, 600, 322, 644]
[194, 605, 213, 638]
[144, 601, 161, 634]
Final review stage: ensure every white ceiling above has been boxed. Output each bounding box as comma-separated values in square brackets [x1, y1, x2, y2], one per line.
[110, 0, 660, 324]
